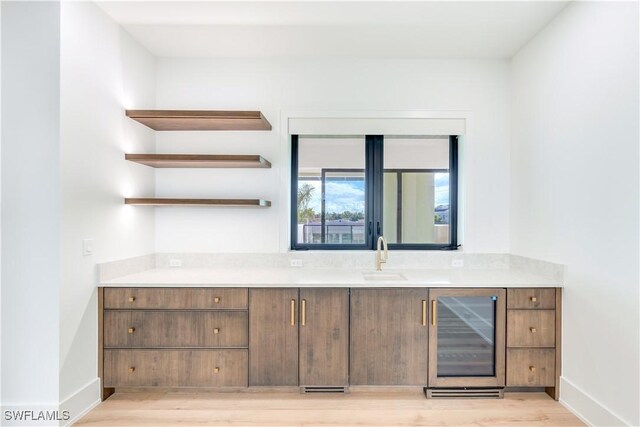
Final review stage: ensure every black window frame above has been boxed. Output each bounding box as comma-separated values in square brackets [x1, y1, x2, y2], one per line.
[290, 134, 459, 251]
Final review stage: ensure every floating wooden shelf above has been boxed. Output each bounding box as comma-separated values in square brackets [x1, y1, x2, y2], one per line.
[125, 154, 271, 169]
[124, 198, 271, 207]
[125, 110, 272, 131]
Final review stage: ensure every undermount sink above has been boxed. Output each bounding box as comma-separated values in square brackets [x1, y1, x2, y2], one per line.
[362, 272, 407, 281]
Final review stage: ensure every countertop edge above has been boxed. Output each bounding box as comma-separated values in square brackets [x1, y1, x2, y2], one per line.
[98, 267, 562, 288]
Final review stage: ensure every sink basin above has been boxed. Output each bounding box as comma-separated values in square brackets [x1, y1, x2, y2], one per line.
[362, 272, 407, 281]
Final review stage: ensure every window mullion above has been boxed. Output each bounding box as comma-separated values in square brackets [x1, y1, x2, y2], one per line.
[365, 136, 375, 250]
[449, 135, 459, 248]
[371, 135, 384, 246]
[290, 135, 299, 250]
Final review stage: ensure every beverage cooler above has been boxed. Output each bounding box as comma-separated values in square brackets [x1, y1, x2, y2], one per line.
[426, 288, 506, 398]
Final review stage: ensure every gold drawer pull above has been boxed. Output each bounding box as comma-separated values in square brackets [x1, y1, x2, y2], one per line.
[290, 299, 296, 326]
[128, 296, 136, 302]
[301, 299, 306, 326]
[530, 296, 537, 302]
[128, 327, 136, 334]
[213, 328, 220, 334]
[529, 366, 536, 372]
[128, 367, 135, 373]
[214, 367, 220, 373]
[529, 327, 537, 333]
[422, 300, 427, 326]
[214, 297, 221, 303]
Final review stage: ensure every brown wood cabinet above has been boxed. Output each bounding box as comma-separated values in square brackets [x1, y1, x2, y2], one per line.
[248, 288, 299, 386]
[299, 288, 349, 387]
[104, 349, 248, 387]
[104, 287, 248, 310]
[507, 310, 555, 347]
[98, 285, 562, 400]
[350, 289, 428, 385]
[104, 310, 248, 348]
[506, 348, 555, 387]
[507, 289, 556, 310]
[506, 288, 561, 399]
[99, 287, 249, 399]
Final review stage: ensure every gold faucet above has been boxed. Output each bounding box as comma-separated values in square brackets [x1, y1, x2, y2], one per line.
[376, 236, 388, 271]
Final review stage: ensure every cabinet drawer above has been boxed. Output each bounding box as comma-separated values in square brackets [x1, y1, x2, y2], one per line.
[104, 349, 248, 387]
[104, 288, 248, 310]
[507, 289, 555, 309]
[507, 348, 555, 387]
[104, 311, 248, 348]
[507, 310, 555, 347]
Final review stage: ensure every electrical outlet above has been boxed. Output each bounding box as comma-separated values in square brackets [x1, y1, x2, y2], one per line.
[290, 259, 303, 268]
[451, 258, 464, 268]
[169, 259, 183, 268]
[82, 239, 93, 256]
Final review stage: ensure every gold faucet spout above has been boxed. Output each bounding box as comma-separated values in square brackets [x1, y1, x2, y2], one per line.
[376, 236, 388, 271]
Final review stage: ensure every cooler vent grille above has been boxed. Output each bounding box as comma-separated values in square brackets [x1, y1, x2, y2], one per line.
[301, 386, 348, 394]
[425, 388, 504, 399]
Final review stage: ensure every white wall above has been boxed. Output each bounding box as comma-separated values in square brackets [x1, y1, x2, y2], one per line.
[5, 4, 636, 426]
[510, 2, 639, 425]
[153, 58, 511, 253]
[59, 0, 155, 414]
[0, 0, 4, 407]
[1, 1, 61, 406]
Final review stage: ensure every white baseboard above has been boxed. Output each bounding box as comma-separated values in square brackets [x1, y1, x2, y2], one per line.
[59, 377, 101, 426]
[560, 376, 630, 426]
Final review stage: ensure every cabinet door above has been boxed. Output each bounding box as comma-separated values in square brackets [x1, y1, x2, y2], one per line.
[350, 288, 428, 385]
[249, 288, 298, 386]
[299, 288, 349, 386]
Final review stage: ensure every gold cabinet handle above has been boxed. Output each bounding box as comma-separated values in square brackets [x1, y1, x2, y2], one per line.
[290, 299, 296, 326]
[214, 297, 221, 303]
[213, 328, 220, 334]
[214, 367, 220, 373]
[530, 296, 537, 302]
[301, 299, 306, 326]
[530, 327, 537, 333]
[128, 327, 135, 334]
[422, 300, 427, 326]
[529, 366, 536, 372]
[128, 296, 136, 302]
[431, 300, 437, 326]
[128, 367, 135, 373]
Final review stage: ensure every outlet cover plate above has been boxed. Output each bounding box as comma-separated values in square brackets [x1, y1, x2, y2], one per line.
[82, 239, 93, 256]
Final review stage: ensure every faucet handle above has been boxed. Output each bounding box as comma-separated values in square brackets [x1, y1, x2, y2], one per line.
[375, 236, 389, 271]
[378, 236, 389, 259]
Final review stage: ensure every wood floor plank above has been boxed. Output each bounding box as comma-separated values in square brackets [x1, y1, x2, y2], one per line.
[74, 392, 584, 426]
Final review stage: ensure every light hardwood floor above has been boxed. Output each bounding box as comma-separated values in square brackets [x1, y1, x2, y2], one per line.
[75, 391, 584, 426]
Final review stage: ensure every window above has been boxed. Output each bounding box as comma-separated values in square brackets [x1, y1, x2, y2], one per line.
[382, 137, 453, 245]
[292, 137, 368, 249]
[291, 135, 458, 250]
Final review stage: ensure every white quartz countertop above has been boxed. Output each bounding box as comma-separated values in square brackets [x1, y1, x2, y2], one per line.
[100, 267, 561, 288]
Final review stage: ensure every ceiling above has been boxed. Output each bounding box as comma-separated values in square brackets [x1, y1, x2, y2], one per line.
[96, 1, 569, 59]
